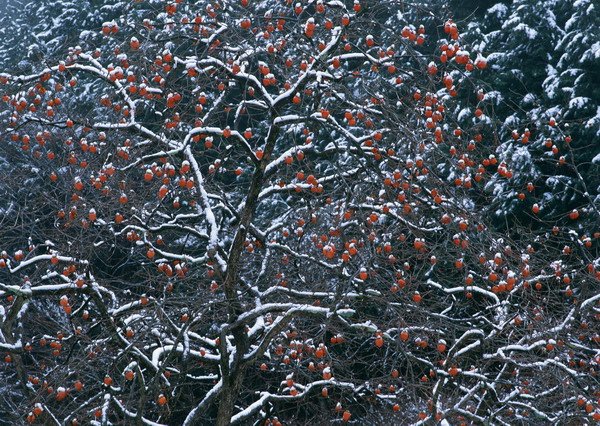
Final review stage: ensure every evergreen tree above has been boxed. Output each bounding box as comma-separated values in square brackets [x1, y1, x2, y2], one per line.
[0, 1, 125, 72]
[462, 0, 600, 231]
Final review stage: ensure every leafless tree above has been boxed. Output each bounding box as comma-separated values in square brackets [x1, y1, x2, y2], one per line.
[0, 1, 598, 425]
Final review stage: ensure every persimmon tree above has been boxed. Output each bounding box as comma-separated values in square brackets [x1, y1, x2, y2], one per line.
[0, 0, 598, 425]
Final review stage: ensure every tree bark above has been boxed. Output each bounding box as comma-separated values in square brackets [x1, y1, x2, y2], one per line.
[214, 123, 281, 425]
[215, 366, 247, 426]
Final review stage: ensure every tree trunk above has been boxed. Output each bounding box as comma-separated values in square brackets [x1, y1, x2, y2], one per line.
[215, 366, 247, 426]
[215, 389, 235, 426]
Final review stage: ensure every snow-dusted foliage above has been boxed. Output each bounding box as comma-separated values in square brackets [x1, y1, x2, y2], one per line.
[461, 0, 600, 224]
[0, 1, 124, 72]
[0, 1, 598, 425]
